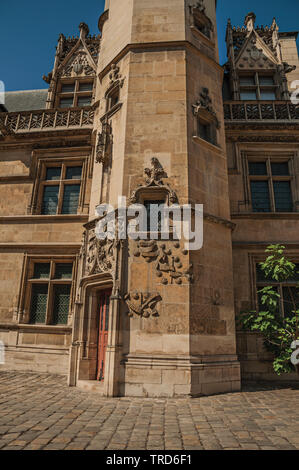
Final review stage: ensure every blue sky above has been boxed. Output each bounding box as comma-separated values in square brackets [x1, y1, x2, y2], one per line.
[1, 0, 298, 91]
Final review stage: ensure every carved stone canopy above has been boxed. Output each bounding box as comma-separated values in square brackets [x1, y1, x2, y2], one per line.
[105, 64, 125, 99]
[189, 1, 214, 37]
[130, 158, 178, 205]
[192, 88, 220, 129]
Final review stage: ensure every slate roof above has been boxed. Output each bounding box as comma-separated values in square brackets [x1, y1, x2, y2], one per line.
[4, 89, 48, 112]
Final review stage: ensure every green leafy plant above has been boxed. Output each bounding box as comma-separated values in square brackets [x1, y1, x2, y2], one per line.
[238, 244, 299, 375]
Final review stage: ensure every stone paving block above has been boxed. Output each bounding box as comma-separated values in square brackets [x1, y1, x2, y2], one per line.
[0, 372, 299, 451]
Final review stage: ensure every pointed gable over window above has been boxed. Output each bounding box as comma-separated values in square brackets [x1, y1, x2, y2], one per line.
[43, 23, 101, 109]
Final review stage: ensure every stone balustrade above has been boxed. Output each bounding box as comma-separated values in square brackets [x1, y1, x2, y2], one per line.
[224, 100, 299, 122]
[0, 106, 96, 135]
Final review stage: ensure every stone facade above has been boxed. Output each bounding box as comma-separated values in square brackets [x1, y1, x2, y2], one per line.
[0, 1, 298, 396]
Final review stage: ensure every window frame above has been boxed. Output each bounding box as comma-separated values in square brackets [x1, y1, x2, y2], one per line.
[34, 160, 85, 216]
[56, 79, 94, 108]
[22, 257, 76, 326]
[239, 72, 279, 101]
[256, 263, 299, 318]
[196, 115, 217, 146]
[247, 157, 294, 213]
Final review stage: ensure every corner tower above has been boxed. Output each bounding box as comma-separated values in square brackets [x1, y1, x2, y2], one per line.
[70, 0, 241, 397]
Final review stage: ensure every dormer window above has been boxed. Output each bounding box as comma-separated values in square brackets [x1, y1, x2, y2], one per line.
[239, 73, 277, 101]
[57, 79, 94, 108]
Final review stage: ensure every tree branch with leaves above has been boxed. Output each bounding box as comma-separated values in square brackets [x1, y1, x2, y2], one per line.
[238, 245, 299, 375]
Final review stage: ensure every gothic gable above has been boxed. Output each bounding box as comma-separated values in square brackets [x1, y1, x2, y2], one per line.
[57, 42, 96, 78]
[235, 31, 278, 71]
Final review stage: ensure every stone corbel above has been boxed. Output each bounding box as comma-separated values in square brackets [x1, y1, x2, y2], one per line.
[129, 157, 178, 205]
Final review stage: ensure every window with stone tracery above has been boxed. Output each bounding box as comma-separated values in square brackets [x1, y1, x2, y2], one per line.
[239, 73, 278, 101]
[56, 79, 94, 108]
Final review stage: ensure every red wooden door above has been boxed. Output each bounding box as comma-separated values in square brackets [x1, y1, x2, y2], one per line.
[96, 290, 111, 381]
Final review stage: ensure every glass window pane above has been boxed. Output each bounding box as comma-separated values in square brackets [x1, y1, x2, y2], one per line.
[33, 263, 50, 279]
[65, 166, 82, 180]
[79, 82, 93, 92]
[61, 83, 75, 93]
[61, 184, 80, 214]
[198, 121, 210, 141]
[250, 181, 271, 212]
[144, 200, 165, 232]
[240, 76, 255, 86]
[52, 285, 70, 325]
[273, 181, 293, 212]
[59, 97, 74, 108]
[77, 96, 92, 107]
[55, 263, 73, 279]
[45, 167, 61, 181]
[259, 76, 275, 86]
[42, 186, 59, 215]
[249, 162, 267, 175]
[271, 162, 290, 176]
[282, 286, 299, 318]
[260, 90, 276, 100]
[240, 91, 257, 100]
[108, 90, 119, 109]
[30, 284, 48, 324]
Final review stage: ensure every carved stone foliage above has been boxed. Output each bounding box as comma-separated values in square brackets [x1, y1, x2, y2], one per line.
[108, 64, 125, 89]
[124, 292, 162, 318]
[96, 119, 113, 165]
[129, 157, 178, 205]
[192, 88, 220, 128]
[133, 240, 158, 263]
[134, 241, 194, 285]
[85, 227, 115, 276]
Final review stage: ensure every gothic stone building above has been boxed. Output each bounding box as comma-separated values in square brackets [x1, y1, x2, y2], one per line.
[0, 1, 298, 397]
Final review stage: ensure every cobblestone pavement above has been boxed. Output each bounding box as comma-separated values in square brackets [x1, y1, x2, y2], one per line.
[0, 371, 299, 450]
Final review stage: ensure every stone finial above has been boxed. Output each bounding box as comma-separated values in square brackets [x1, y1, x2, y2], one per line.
[79, 22, 90, 39]
[244, 12, 256, 32]
[271, 17, 279, 31]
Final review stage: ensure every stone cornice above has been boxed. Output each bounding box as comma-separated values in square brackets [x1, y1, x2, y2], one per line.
[226, 134, 299, 143]
[0, 322, 72, 334]
[0, 243, 81, 249]
[98, 40, 223, 82]
[232, 212, 299, 220]
[0, 215, 88, 223]
[204, 212, 236, 230]
[232, 241, 299, 249]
